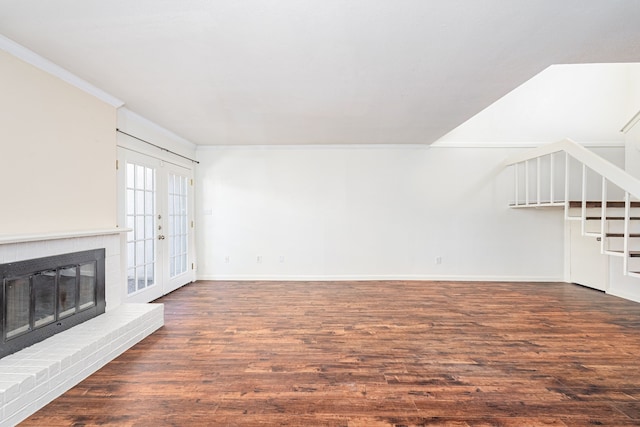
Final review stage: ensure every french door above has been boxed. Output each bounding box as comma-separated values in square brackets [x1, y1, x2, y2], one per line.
[118, 148, 194, 303]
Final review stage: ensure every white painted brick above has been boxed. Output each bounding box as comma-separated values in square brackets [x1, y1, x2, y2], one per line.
[70, 350, 89, 370]
[4, 383, 40, 425]
[14, 359, 60, 377]
[94, 335, 111, 352]
[0, 303, 163, 426]
[55, 238, 75, 254]
[32, 374, 77, 416]
[0, 375, 34, 400]
[1, 244, 17, 263]
[79, 359, 108, 384]
[48, 370, 66, 390]
[105, 254, 120, 272]
[0, 381, 21, 406]
[15, 242, 37, 261]
[0, 236, 164, 425]
[92, 235, 106, 251]
[0, 367, 44, 388]
[0, 374, 31, 388]
[3, 402, 36, 427]
[1, 348, 40, 365]
[105, 235, 121, 254]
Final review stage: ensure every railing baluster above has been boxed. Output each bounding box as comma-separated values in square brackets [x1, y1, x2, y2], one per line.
[537, 157, 541, 205]
[525, 160, 530, 205]
[550, 153, 555, 204]
[514, 162, 519, 206]
[624, 191, 630, 275]
[565, 153, 570, 220]
[601, 177, 607, 254]
[581, 164, 587, 235]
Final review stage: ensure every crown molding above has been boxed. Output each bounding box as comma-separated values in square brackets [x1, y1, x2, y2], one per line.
[118, 107, 197, 150]
[0, 34, 124, 108]
[195, 141, 625, 151]
[431, 140, 625, 148]
[195, 143, 431, 151]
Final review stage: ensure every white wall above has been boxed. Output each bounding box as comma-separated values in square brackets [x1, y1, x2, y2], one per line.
[614, 112, 640, 302]
[626, 64, 640, 120]
[624, 117, 640, 179]
[437, 64, 633, 145]
[623, 64, 640, 179]
[193, 64, 638, 285]
[0, 50, 116, 235]
[195, 145, 564, 281]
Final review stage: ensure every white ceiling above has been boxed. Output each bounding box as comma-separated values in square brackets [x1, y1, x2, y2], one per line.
[1, 0, 640, 146]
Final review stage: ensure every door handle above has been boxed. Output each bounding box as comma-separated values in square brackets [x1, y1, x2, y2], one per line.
[158, 235, 165, 240]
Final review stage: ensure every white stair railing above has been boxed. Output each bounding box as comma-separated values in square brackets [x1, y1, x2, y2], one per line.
[505, 138, 640, 278]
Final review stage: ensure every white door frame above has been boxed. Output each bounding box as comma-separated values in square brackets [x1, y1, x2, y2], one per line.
[117, 147, 195, 303]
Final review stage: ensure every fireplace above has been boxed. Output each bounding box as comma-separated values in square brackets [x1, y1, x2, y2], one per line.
[0, 248, 105, 358]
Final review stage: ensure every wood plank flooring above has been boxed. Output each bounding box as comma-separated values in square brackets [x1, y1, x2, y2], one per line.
[20, 280, 640, 426]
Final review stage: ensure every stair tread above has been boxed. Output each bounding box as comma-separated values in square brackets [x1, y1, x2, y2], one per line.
[606, 250, 640, 257]
[569, 201, 640, 208]
[586, 216, 640, 220]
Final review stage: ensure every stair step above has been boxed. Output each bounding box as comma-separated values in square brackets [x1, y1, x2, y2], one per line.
[604, 250, 626, 257]
[586, 216, 640, 220]
[606, 250, 640, 257]
[509, 202, 565, 208]
[569, 201, 640, 208]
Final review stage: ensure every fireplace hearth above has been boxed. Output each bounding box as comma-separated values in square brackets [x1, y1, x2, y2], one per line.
[0, 249, 105, 358]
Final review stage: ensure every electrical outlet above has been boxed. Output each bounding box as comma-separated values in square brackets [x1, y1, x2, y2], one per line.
[435, 256, 442, 265]
[224, 256, 229, 263]
[257, 255, 262, 264]
[279, 256, 285, 263]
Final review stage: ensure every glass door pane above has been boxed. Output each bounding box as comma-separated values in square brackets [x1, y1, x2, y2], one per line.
[126, 162, 156, 295]
[33, 270, 56, 327]
[58, 266, 77, 318]
[168, 173, 189, 279]
[5, 277, 31, 339]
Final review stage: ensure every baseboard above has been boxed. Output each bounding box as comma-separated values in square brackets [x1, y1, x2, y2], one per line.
[196, 274, 563, 282]
[606, 289, 640, 304]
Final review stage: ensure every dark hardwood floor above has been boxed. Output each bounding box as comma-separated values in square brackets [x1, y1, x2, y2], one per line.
[20, 280, 640, 426]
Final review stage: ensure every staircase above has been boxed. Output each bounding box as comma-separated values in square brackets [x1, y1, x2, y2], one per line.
[505, 138, 640, 279]
[568, 200, 640, 278]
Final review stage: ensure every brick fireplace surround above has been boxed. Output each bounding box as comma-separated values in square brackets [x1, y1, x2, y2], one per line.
[0, 230, 164, 426]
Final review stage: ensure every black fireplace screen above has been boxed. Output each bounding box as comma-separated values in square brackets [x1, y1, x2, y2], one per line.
[1, 249, 105, 358]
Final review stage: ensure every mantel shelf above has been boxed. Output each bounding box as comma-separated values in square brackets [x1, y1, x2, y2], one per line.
[0, 227, 130, 245]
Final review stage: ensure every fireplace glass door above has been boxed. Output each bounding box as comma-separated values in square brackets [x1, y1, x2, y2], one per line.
[4, 261, 98, 341]
[1, 250, 104, 357]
